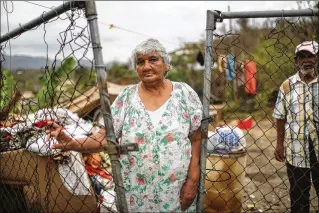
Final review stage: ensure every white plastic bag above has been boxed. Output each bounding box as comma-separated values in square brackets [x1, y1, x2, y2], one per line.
[207, 126, 246, 153]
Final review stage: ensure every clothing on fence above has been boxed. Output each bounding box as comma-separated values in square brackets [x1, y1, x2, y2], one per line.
[244, 59, 257, 94]
[237, 61, 246, 87]
[226, 55, 236, 81]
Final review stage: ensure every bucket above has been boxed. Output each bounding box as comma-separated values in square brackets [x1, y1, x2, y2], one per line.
[204, 151, 247, 213]
[237, 119, 253, 130]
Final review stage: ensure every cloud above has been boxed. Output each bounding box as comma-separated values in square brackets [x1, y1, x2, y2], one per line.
[0, 1, 306, 64]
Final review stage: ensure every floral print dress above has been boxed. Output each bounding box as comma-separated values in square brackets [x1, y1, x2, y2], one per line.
[99, 81, 203, 212]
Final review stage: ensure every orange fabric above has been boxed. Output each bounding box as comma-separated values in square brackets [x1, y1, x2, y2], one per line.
[84, 153, 112, 180]
[244, 60, 257, 94]
[85, 164, 112, 180]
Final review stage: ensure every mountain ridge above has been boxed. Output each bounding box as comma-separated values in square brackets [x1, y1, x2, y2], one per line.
[1, 54, 94, 71]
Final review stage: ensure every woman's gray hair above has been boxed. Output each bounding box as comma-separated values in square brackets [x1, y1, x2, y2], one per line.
[130, 38, 171, 72]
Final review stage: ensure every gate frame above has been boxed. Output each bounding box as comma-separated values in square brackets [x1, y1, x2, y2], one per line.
[0, 1, 138, 212]
[198, 7, 319, 212]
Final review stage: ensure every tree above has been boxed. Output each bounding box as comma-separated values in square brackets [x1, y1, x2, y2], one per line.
[0, 69, 15, 111]
[36, 57, 76, 108]
[106, 63, 139, 85]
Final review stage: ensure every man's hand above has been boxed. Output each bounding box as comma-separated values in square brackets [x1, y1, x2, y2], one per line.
[274, 144, 285, 162]
[274, 119, 286, 163]
[180, 178, 198, 211]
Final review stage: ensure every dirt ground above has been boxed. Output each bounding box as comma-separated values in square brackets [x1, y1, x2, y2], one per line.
[240, 119, 318, 212]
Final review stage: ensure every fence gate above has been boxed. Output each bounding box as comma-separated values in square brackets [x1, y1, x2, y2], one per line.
[198, 6, 319, 213]
[0, 1, 132, 212]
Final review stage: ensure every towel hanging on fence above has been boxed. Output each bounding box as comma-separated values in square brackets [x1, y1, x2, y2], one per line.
[237, 61, 246, 87]
[244, 59, 257, 94]
[226, 55, 236, 81]
[217, 55, 226, 73]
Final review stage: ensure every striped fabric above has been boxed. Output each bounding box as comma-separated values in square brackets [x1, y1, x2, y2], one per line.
[273, 73, 319, 168]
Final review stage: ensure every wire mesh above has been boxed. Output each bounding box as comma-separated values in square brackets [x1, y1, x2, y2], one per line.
[201, 9, 319, 213]
[0, 1, 119, 213]
[1, 1, 319, 213]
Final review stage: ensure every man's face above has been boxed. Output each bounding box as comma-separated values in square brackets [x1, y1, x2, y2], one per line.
[135, 51, 169, 83]
[295, 50, 318, 76]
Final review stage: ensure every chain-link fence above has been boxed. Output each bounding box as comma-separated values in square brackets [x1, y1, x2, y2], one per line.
[1, 1, 319, 213]
[0, 1, 132, 212]
[198, 7, 319, 213]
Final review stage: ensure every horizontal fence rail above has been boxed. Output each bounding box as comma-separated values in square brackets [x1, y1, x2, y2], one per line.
[0, 1, 85, 44]
[209, 8, 319, 19]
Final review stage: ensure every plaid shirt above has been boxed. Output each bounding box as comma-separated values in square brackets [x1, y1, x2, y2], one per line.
[273, 73, 319, 168]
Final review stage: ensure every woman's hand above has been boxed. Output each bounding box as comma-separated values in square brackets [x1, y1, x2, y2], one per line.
[180, 178, 199, 211]
[45, 121, 77, 150]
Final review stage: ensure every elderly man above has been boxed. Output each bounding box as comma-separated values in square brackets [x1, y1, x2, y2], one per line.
[273, 41, 319, 213]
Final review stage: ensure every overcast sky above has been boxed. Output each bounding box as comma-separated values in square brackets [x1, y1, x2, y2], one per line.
[0, 1, 313, 64]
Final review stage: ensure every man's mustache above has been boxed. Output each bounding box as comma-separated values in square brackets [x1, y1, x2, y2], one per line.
[301, 62, 315, 68]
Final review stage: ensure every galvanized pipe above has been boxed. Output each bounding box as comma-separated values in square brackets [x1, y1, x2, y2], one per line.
[0, 1, 85, 44]
[84, 1, 128, 213]
[197, 9, 215, 212]
[211, 8, 319, 19]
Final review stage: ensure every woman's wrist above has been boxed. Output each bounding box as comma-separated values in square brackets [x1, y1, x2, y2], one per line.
[187, 176, 199, 185]
[187, 160, 200, 183]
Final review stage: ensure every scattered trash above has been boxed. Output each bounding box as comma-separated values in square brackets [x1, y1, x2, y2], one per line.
[237, 119, 253, 130]
[247, 204, 255, 210]
[250, 194, 256, 199]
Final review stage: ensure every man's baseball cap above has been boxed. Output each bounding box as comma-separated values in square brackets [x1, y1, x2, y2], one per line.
[295, 41, 319, 55]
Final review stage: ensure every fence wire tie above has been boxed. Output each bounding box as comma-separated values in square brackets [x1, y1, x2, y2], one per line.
[201, 117, 214, 123]
[214, 10, 223, 23]
[86, 14, 98, 22]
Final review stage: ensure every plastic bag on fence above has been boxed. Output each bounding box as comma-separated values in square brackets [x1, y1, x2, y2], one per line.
[207, 126, 246, 153]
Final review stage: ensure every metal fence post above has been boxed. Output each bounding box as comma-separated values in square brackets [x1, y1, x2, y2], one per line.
[84, 2, 129, 212]
[197, 10, 216, 212]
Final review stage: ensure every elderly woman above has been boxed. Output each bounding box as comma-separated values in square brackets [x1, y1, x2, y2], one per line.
[46, 38, 203, 212]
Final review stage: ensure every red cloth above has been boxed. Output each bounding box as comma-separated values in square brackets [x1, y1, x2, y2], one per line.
[33, 120, 50, 128]
[4, 135, 13, 140]
[85, 164, 112, 180]
[244, 60, 257, 94]
[32, 120, 63, 129]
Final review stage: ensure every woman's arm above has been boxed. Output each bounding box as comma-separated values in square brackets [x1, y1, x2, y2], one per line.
[187, 127, 201, 181]
[180, 127, 201, 211]
[46, 121, 108, 153]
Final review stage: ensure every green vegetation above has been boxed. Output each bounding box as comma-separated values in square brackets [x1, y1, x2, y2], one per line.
[0, 69, 14, 109]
